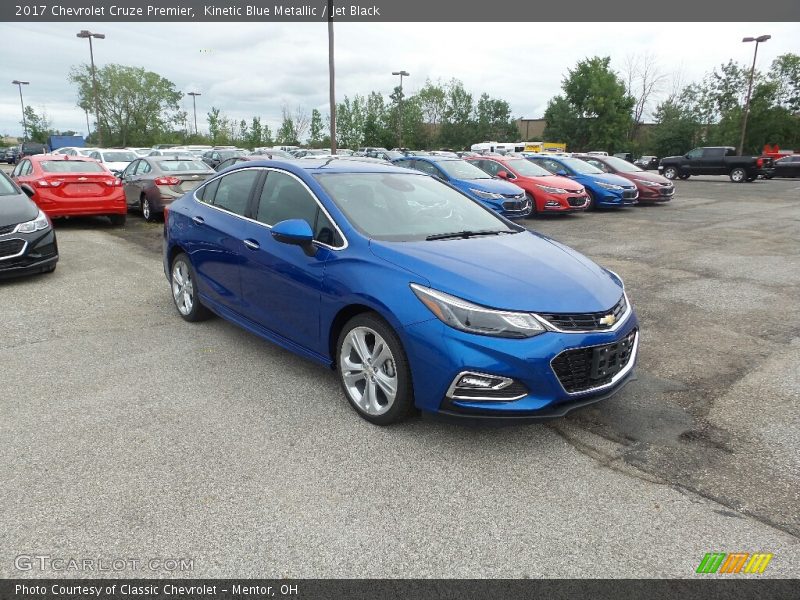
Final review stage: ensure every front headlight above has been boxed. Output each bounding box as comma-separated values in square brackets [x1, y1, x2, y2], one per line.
[411, 284, 545, 338]
[537, 184, 569, 194]
[16, 210, 50, 234]
[631, 178, 656, 186]
[595, 181, 623, 191]
[469, 188, 504, 200]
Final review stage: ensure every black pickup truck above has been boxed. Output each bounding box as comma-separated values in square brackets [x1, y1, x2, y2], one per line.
[659, 146, 773, 182]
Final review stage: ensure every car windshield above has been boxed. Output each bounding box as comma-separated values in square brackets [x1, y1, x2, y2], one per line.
[101, 151, 137, 162]
[40, 161, 105, 173]
[436, 159, 492, 180]
[557, 158, 604, 175]
[158, 160, 211, 172]
[602, 156, 643, 172]
[0, 172, 19, 195]
[315, 172, 518, 242]
[503, 159, 553, 177]
[219, 150, 244, 159]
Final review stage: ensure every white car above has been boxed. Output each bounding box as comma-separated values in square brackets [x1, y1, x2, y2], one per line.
[52, 146, 99, 157]
[87, 149, 138, 174]
[125, 147, 152, 157]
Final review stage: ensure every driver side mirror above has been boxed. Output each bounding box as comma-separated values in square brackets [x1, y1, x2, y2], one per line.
[271, 219, 316, 256]
[21, 186, 35, 198]
[496, 170, 511, 180]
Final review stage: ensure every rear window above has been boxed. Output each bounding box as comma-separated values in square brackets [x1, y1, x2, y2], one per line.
[40, 161, 106, 173]
[158, 160, 211, 172]
[101, 151, 137, 162]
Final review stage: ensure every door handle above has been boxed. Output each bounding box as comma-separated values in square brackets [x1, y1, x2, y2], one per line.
[243, 239, 260, 250]
[192, 216, 205, 225]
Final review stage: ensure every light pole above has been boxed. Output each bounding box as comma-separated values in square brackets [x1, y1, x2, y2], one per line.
[738, 34, 770, 156]
[392, 70, 410, 148]
[187, 91, 201, 135]
[11, 80, 29, 141]
[327, 0, 337, 155]
[77, 30, 105, 146]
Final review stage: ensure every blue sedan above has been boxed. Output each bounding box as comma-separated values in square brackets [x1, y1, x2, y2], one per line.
[525, 154, 639, 208]
[392, 155, 532, 218]
[164, 159, 639, 424]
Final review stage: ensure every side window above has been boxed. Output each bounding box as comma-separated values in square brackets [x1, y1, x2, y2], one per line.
[686, 148, 702, 159]
[212, 169, 260, 216]
[585, 159, 608, 172]
[89, 152, 100, 160]
[255, 171, 340, 246]
[481, 160, 503, 177]
[414, 161, 440, 177]
[11, 161, 25, 177]
[122, 160, 138, 177]
[199, 178, 220, 203]
[139, 161, 152, 175]
[256, 171, 318, 227]
[19, 161, 32, 176]
[543, 159, 561, 173]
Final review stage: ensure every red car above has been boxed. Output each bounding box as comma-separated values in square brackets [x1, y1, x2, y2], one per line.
[466, 156, 589, 215]
[10, 154, 126, 225]
[575, 154, 674, 203]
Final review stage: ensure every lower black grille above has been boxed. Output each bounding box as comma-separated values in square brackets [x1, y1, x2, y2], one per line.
[539, 295, 627, 331]
[503, 199, 528, 211]
[660, 187, 674, 196]
[567, 196, 586, 207]
[552, 329, 637, 393]
[0, 239, 25, 259]
[0, 224, 18, 235]
[623, 189, 638, 199]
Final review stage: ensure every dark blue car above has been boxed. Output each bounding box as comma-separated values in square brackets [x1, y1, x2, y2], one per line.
[164, 159, 639, 424]
[392, 155, 531, 218]
[526, 155, 639, 208]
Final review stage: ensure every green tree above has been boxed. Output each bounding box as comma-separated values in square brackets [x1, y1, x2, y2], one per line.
[416, 79, 447, 148]
[248, 116, 263, 148]
[543, 56, 635, 152]
[69, 63, 182, 146]
[309, 109, 324, 147]
[439, 79, 474, 149]
[276, 115, 297, 145]
[207, 107, 223, 144]
[21, 106, 53, 143]
[336, 95, 366, 149]
[769, 53, 800, 111]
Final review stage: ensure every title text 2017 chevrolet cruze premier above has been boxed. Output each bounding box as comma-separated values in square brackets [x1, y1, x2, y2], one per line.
[163, 159, 639, 424]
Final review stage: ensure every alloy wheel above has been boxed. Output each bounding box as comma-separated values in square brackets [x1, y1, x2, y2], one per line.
[339, 326, 398, 416]
[171, 260, 194, 316]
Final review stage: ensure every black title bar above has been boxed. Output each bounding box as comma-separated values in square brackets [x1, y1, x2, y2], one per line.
[3, 0, 800, 22]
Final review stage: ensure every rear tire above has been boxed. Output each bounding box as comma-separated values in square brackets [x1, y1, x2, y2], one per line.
[170, 253, 212, 322]
[730, 167, 746, 183]
[336, 313, 414, 425]
[678, 174, 690, 180]
[109, 214, 126, 226]
[141, 196, 156, 222]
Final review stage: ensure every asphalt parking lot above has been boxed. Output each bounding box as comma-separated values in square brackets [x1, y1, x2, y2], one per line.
[1, 174, 799, 577]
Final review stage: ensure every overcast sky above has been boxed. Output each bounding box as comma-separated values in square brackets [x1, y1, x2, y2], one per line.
[1, 22, 798, 140]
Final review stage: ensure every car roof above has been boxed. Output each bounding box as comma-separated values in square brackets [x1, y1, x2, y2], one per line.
[396, 155, 457, 163]
[224, 158, 416, 175]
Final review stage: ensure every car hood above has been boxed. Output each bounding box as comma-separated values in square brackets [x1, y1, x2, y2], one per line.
[369, 231, 623, 313]
[0, 192, 39, 227]
[519, 175, 584, 192]
[576, 172, 635, 187]
[616, 171, 671, 184]
[453, 178, 523, 195]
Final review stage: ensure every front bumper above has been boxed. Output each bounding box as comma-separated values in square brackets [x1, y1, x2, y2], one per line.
[401, 312, 639, 418]
[637, 184, 674, 201]
[0, 229, 59, 279]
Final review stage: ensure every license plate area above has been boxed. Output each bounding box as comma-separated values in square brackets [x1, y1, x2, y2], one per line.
[590, 335, 634, 380]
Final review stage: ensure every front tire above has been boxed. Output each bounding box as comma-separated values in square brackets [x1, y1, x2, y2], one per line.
[525, 193, 537, 218]
[170, 253, 212, 322]
[585, 189, 597, 210]
[336, 313, 414, 425]
[730, 167, 747, 183]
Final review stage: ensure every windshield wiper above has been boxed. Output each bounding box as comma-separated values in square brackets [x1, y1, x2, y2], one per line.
[425, 229, 512, 241]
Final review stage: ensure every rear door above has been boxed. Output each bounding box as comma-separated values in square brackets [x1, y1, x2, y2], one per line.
[238, 169, 340, 351]
[185, 168, 262, 312]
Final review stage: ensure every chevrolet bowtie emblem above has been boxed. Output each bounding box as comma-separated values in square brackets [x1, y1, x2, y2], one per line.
[599, 314, 616, 326]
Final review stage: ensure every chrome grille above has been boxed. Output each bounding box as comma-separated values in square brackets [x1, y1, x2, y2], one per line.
[538, 295, 627, 332]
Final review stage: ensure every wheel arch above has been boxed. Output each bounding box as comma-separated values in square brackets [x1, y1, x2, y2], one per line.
[327, 302, 407, 370]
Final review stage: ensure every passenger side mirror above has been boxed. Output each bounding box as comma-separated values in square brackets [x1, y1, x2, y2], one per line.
[556, 170, 569, 177]
[496, 170, 509, 179]
[271, 219, 316, 256]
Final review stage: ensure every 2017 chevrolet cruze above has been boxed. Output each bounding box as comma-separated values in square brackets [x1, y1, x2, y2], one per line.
[164, 159, 639, 424]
